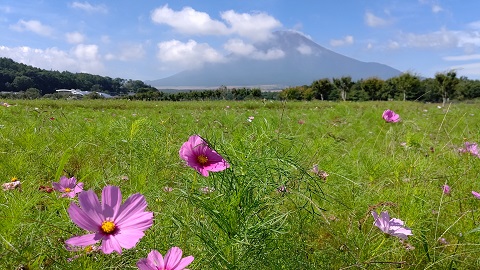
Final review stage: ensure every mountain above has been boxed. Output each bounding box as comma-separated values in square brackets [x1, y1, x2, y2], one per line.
[148, 31, 402, 88]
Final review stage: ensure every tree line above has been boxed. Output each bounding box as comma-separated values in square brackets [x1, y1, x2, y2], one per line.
[280, 71, 480, 104]
[2, 57, 480, 103]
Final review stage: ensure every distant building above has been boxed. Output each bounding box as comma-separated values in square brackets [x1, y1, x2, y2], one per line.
[55, 89, 113, 98]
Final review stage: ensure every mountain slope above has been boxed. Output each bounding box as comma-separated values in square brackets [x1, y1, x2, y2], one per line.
[148, 31, 402, 88]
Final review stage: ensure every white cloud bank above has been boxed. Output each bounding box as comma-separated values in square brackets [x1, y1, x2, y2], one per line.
[151, 5, 281, 41]
[0, 44, 104, 74]
[330, 35, 354, 47]
[364, 11, 390, 27]
[224, 39, 285, 60]
[70, 1, 108, 13]
[156, 39, 225, 68]
[9, 20, 54, 36]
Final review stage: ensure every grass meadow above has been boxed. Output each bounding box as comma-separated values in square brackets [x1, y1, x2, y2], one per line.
[1, 99, 480, 269]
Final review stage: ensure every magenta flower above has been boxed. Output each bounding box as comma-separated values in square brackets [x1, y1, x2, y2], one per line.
[472, 191, 480, 199]
[442, 185, 451, 195]
[52, 176, 84, 198]
[137, 247, 194, 270]
[179, 135, 230, 177]
[459, 142, 479, 157]
[382, 109, 400, 123]
[371, 211, 412, 240]
[65, 186, 153, 254]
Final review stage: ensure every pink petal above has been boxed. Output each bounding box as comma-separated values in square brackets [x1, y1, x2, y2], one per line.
[114, 230, 146, 249]
[74, 182, 84, 193]
[102, 186, 122, 218]
[136, 258, 157, 270]
[78, 190, 104, 223]
[472, 191, 480, 199]
[147, 250, 165, 268]
[164, 247, 183, 269]
[116, 211, 153, 231]
[65, 233, 98, 247]
[101, 234, 123, 254]
[68, 203, 100, 231]
[52, 182, 62, 191]
[114, 193, 149, 225]
[173, 255, 194, 270]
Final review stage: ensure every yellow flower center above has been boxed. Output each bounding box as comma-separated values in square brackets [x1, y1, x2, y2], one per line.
[84, 246, 93, 253]
[101, 221, 116, 234]
[64, 188, 72, 192]
[11, 177, 18, 182]
[197, 154, 208, 165]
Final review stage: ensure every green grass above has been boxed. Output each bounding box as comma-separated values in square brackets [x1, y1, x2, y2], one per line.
[0, 99, 479, 269]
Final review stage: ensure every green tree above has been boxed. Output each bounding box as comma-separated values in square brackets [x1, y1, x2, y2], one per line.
[24, 87, 41, 99]
[389, 72, 422, 101]
[435, 70, 459, 106]
[12, 75, 34, 91]
[311, 78, 333, 100]
[333, 76, 354, 101]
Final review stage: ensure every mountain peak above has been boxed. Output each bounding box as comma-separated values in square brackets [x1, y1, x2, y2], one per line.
[149, 31, 402, 88]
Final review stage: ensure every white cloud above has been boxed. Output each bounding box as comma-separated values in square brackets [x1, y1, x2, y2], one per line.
[150, 5, 281, 41]
[468, 21, 480, 29]
[224, 39, 285, 60]
[449, 62, 480, 77]
[364, 11, 389, 27]
[432, 5, 443, 13]
[443, 54, 480, 61]
[151, 5, 229, 35]
[106, 44, 145, 61]
[71, 1, 107, 13]
[10, 20, 53, 36]
[397, 28, 459, 48]
[220, 10, 282, 41]
[329, 35, 354, 47]
[296, 44, 312, 55]
[388, 41, 400, 49]
[71, 44, 104, 73]
[224, 39, 256, 56]
[65, 32, 85, 44]
[156, 39, 225, 68]
[0, 44, 104, 74]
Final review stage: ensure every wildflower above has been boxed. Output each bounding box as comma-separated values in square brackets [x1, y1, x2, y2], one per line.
[39, 185, 54, 193]
[121, 175, 129, 181]
[472, 191, 480, 199]
[382, 109, 400, 123]
[66, 244, 100, 262]
[312, 164, 329, 181]
[52, 176, 84, 198]
[298, 119, 305, 124]
[2, 102, 11, 107]
[277, 185, 288, 193]
[2, 180, 21, 191]
[247, 116, 254, 122]
[65, 185, 153, 254]
[371, 211, 412, 240]
[179, 135, 230, 177]
[163, 186, 173, 192]
[200, 186, 215, 194]
[459, 142, 479, 157]
[136, 247, 194, 270]
[438, 237, 448, 245]
[442, 185, 451, 195]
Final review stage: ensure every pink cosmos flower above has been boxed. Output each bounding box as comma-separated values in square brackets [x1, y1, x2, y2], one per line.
[459, 142, 479, 157]
[137, 247, 194, 270]
[179, 135, 230, 177]
[371, 211, 412, 240]
[2, 180, 21, 191]
[382, 109, 400, 123]
[472, 191, 480, 199]
[442, 185, 451, 195]
[52, 176, 84, 198]
[65, 185, 153, 254]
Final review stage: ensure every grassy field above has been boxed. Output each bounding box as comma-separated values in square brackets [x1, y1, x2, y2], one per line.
[1, 99, 479, 269]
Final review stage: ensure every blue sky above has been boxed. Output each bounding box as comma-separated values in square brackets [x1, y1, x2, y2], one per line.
[1, 0, 480, 81]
